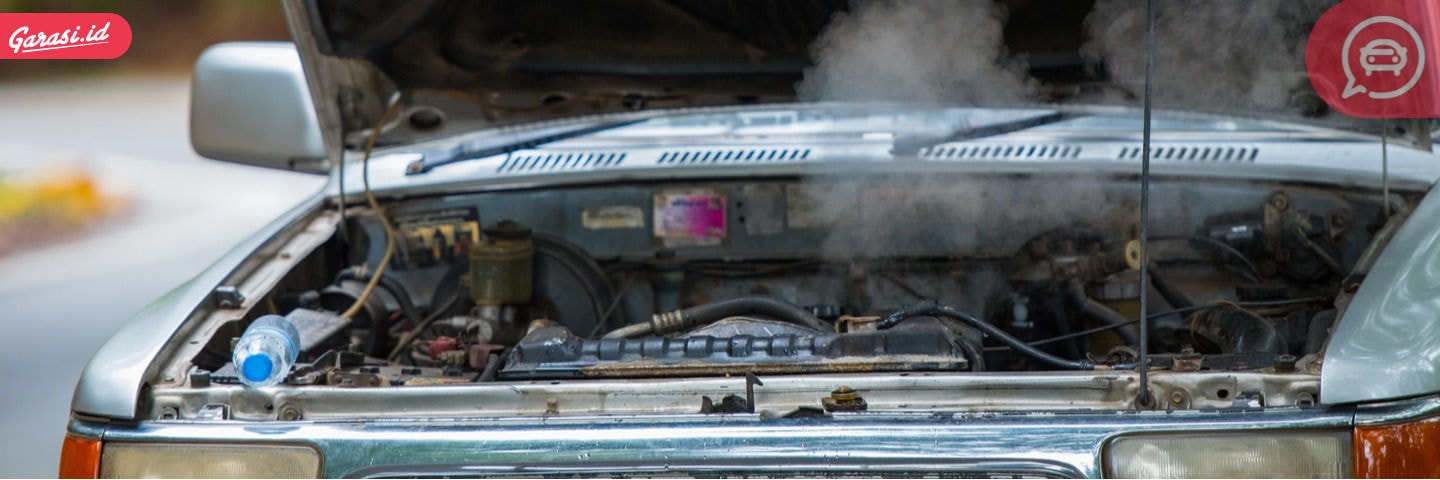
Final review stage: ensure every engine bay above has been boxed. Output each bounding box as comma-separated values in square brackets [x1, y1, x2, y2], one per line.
[178, 173, 1394, 408]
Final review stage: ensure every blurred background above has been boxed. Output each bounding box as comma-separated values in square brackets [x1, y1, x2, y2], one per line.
[0, 1, 325, 476]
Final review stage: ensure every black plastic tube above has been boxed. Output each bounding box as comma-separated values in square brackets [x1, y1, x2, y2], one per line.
[880, 301, 1098, 370]
[603, 296, 831, 339]
[679, 296, 830, 332]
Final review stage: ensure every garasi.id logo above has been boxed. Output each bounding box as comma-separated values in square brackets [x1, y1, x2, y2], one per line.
[3, 13, 130, 59]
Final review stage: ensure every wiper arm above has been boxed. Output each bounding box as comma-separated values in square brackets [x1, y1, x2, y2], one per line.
[404, 118, 647, 175]
[891, 111, 1068, 156]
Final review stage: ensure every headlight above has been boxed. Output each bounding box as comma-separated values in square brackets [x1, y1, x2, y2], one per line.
[1105, 431, 1352, 478]
[99, 443, 321, 478]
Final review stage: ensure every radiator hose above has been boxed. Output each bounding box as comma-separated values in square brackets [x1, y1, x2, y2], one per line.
[603, 296, 828, 339]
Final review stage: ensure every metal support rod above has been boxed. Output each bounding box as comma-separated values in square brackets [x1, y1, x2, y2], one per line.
[1382, 120, 1391, 218]
[1135, 0, 1157, 408]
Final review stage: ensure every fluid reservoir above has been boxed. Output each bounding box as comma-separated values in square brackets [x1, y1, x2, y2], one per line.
[470, 220, 534, 306]
[1088, 269, 1141, 354]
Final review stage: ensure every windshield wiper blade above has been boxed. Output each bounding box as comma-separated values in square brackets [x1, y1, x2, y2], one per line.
[891, 111, 1068, 156]
[405, 118, 647, 175]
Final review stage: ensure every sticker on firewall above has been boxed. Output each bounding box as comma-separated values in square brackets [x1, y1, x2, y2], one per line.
[654, 191, 726, 246]
[582, 206, 645, 230]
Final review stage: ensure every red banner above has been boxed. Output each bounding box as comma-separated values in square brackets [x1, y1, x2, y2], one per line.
[0, 13, 130, 60]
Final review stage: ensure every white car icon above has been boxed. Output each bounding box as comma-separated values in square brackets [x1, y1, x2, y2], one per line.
[1360, 38, 1407, 76]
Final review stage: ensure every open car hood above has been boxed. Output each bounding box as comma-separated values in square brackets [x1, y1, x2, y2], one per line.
[282, 0, 848, 162]
[281, 0, 1433, 169]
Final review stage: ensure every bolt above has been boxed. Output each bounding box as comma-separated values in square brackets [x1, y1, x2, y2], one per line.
[831, 386, 858, 402]
[545, 399, 559, 415]
[1331, 210, 1351, 230]
[1274, 354, 1298, 372]
[1269, 192, 1290, 210]
[1258, 261, 1279, 277]
[1170, 391, 1186, 406]
[279, 405, 302, 421]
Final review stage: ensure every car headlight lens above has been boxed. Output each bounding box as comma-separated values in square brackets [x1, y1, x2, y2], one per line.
[99, 443, 320, 478]
[1105, 431, 1351, 478]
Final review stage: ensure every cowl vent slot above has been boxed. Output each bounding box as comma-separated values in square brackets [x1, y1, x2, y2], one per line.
[497, 152, 628, 173]
[920, 144, 1083, 160]
[1117, 145, 1259, 163]
[658, 148, 811, 164]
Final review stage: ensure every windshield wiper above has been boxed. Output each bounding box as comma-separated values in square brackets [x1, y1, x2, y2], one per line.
[891, 110, 1068, 156]
[404, 118, 647, 175]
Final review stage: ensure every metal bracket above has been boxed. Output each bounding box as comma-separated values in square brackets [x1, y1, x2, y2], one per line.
[195, 404, 229, 421]
[212, 286, 246, 309]
[744, 372, 763, 414]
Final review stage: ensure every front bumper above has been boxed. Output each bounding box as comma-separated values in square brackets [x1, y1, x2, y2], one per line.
[72, 405, 1358, 478]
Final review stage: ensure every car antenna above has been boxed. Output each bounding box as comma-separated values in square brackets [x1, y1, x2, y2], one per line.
[1135, 0, 1158, 408]
[1381, 120, 1390, 219]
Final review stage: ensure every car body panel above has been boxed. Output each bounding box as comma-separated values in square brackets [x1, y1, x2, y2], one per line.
[1322, 183, 1440, 404]
[332, 105, 1440, 200]
[70, 190, 328, 419]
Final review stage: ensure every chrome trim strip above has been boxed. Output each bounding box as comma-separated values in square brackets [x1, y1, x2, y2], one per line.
[87, 408, 1354, 478]
[1353, 395, 1440, 426]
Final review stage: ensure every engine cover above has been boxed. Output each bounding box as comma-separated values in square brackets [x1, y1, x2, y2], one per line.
[499, 317, 969, 379]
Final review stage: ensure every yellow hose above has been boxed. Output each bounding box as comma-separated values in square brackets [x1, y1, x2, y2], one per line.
[341, 99, 403, 319]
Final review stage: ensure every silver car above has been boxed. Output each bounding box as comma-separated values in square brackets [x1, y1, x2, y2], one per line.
[62, 1, 1440, 478]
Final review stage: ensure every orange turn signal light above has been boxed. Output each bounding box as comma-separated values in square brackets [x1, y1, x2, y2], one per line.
[1355, 416, 1440, 478]
[58, 434, 101, 479]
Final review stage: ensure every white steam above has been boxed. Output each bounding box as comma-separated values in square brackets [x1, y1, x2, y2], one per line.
[797, 0, 1338, 115]
[1081, 0, 1335, 112]
[796, 0, 1035, 104]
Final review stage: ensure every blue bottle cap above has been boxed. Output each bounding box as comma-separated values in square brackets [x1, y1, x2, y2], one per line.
[241, 354, 274, 383]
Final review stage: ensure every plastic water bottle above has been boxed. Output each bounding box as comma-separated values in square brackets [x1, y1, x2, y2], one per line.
[232, 315, 301, 388]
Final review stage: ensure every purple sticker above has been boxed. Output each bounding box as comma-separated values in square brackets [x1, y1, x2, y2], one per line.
[654, 192, 726, 244]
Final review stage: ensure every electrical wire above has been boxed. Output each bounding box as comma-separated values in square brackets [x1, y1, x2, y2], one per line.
[684, 260, 826, 277]
[880, 301, 1098, 370]
[880, 271, 933, 300]
[587, 278, 635, 338]
[982, 297, 1329, 352]
[386, 292, 461, 362]
[1151, 235, 1261, 279]
[340, 96, 405, 320]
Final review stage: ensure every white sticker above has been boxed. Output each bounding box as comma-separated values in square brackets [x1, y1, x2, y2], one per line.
[582, 206, 645, 230]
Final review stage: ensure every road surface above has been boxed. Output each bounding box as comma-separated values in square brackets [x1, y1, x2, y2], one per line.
[0, 76, 325, 476]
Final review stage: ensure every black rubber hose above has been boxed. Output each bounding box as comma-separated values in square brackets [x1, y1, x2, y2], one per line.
[1146, 264, 1195, 309]
[880, 301, 1099, 370]
[679, 296, 830, 332]
[1067, 281, 1142, 347]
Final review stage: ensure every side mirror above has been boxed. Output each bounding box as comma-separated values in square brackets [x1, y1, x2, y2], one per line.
[190, 42, 326, 172]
